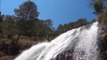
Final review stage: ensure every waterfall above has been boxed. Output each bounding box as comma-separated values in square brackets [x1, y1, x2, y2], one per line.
[14, 22, 99, 60]
[73, 22, 99, 60]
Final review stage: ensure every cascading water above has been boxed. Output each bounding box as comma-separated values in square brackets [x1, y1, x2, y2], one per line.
[14, 22, 99, 60]
[73, 22, 99, 60]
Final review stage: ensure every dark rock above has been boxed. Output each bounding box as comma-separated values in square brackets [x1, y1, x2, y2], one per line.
[98, 23, 107, 60]
[56, 51, 73, 60]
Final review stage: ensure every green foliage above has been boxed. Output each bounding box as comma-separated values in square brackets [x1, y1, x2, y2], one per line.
[0, 14, 3, 38]
[14, 0, 39, 19]
[73, 18, 89, 28]
[56, 18, 89, 34]
[98, 10, 107, 25]
[16, 19, 35, 36]
[2, 15, 16, 38]
[0, 14, 3, 29]
[91, 0, 107, 14]
[91, 0, 104, 14]
[13, 0, 54, 41]
[14, 0, 38, 37]
[91, 0, 107, 25]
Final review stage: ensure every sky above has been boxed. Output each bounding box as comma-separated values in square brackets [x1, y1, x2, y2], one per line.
[1, 0, 96, 27]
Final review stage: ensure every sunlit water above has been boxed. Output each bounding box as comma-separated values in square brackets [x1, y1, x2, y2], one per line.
[15, 22, 99, 60]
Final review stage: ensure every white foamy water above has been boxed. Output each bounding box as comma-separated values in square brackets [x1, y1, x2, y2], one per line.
[73, 22, 99, 60]
[14, 22, 99, 60]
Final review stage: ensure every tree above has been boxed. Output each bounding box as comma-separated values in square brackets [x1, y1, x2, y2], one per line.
[14, 0, 54, 42]
[14, 0, 39, 42]
[2, 15, 16, 39]
[16, 19, 35, 36]
[56, 18, 89, 35]
[91, 0, 107, 15]
[0, 13, 3, 38]
[14, 0, 39, 20]
[0, 12, 2, 22]
[32, 19, 54, 41]
[74, 18, 89, 28]
[91, 0, 107, 25]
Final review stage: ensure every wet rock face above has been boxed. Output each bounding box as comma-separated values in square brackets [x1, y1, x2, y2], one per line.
[101, 33, 107, 40]
[55, 51, 73, 60]
[98, 24, 107, 41]
[98, 24, 107, 60]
